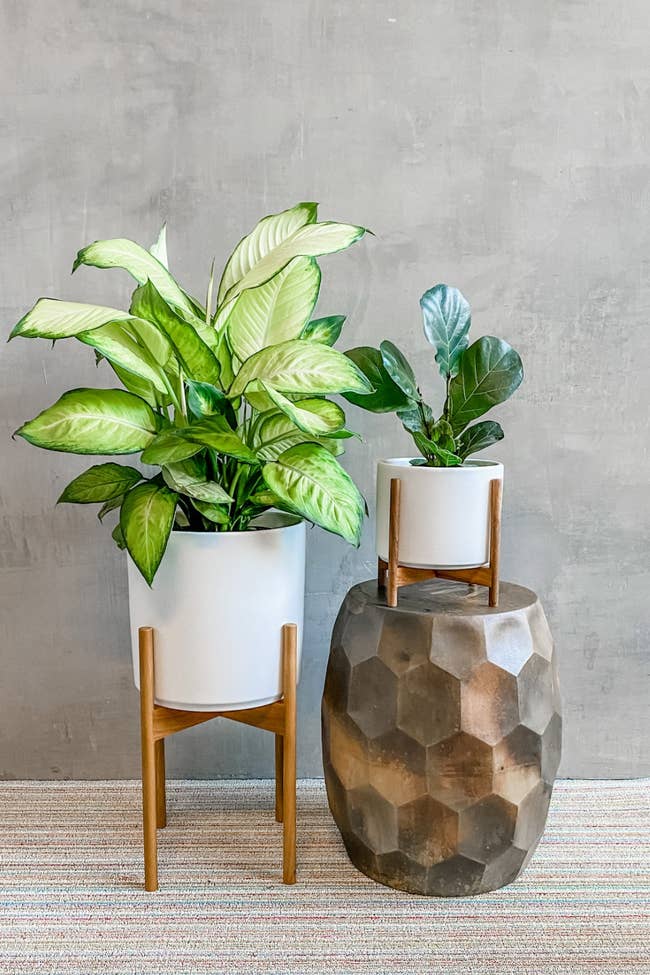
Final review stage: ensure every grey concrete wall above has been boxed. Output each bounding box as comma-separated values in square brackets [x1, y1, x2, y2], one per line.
[1, 0, 648, 779]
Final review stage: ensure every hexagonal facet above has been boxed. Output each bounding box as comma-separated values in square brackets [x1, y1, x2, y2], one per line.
[397, 794, 457, 867]
[348, 656, 397, 740]
[397, 662, 459, 746]
[461, 661, 520, 745]
[430, 614, 487, 679]
[458, 794, 518, 863]
[322, 580, 561, 896]
[426, 732, 494, 810]
[517, 654, 554, 734]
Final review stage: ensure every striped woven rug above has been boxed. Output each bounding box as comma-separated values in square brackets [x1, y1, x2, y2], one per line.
[0, 779, 648, 975]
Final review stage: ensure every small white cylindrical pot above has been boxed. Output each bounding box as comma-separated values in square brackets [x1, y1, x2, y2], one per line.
[376, 459, 504, 569]
[127, 512, 305, 711]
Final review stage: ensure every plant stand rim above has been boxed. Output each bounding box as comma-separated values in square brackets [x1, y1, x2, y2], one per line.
[139, 622, 298, 891]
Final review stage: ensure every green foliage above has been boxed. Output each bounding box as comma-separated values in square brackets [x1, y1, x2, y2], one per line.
[12, 203, 370, 583]
[346, 283, 523, 467]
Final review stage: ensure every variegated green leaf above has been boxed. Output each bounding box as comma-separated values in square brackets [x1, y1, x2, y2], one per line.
[230, 339, 372, 399]
[120, 481, 178, 585]
[262, 443, 364, 545]
[183, 417, 258, 463]
[140, 429, 203, 465]
[222, 220, 366, 305]
[77, 321, 169, 393]
[300, 315, 345, 346]
[149, 224, 168, 268]
[217, 202, 318, 305]
[131, 281, 220, 384]
[227, 256, 321, 362]
[58, 462, 142, 504]
[9, 299, 136, 340]
[191, 498, 229, 524]
[162, 458, 233, 503]
[73, 237, 197, 319]
[15, 388, 160, 454]
[259, 384, 345, 436]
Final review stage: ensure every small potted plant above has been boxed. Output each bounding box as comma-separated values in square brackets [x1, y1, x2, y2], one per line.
[11, 202, 372, 711]
[344, 284, 523, 569]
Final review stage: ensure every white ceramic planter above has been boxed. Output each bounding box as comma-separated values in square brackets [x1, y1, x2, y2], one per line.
[127, 512, 306, 711]
[376, 458, 504, 569]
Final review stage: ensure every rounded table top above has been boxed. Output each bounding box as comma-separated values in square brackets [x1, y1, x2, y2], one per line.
[351, 579, 538, 618]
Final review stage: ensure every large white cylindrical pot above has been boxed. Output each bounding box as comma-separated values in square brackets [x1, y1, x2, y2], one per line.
[127, 512, 305, 711]
[376, 459, 503, 569]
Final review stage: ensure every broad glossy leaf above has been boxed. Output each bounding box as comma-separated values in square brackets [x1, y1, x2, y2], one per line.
[448, 336, 523, 434]
[128, 316, 175, 367]
[149, 224, 168, 268]
[77, 321, 169, 393]
[412, 431, 462, 467]
[15, 388, 160, 454]
[227, 256, 320, 362]
[9, 299, 135, 340]
[300, 315, 345, 346]
[397, 402, 434, 436]
[217, 202, 318, 306]
[230, 339, 372, 398]
[258, 384, 345, 436]
[263, 443, 364, 545]
[141, 429, 203, 465]
[255, 412, 344, 461]
[380, 340, 419, 401]
[456, 420, 504, 460]
[222, 221, 367, 304]
[120, 482, 178, 585]
[183, 417, 258, 463]
[58, 462, 142, 504]
[191, 498, 229, 524]
[343, 347, 411, 412]
[420, 284, 471, 378]
[162, 458, 233, 503]
[73, 237, 197, 319]
[131, 281, 220, 384]
[110, 363, 167, 410]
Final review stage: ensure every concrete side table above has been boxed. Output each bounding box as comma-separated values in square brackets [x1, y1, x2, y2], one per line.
[321, 579, 562, 896]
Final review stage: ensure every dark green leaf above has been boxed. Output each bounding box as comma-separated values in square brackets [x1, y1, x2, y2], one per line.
[420, 284, 471, 378]
[184, 417, 259, 463]
[396, 402, 434, 436]
[343, 347, 411, 412]
[58, 462, 141, 504]
[98, 495, 125, 521]
[456, 420, 504, 460]
[162, 458, 233, 504]
[120, 481, 178, 585]
[412, 431, 462, 467]
[191, 498, 229, 525]
[448, 336, 523, 434]
[380, 340, 419, 401]
[112, 522, 127, 549]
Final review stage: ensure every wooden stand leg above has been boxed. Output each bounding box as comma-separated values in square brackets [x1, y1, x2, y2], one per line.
[139, 627, 158, 892]
[281, 623, 297, 884]
[155, 739, 166, 829]
[377, 558, 387, 589]
[274, 734, 284, 823]
[489, 478, 503, 608]
[387, 478, 402, 608]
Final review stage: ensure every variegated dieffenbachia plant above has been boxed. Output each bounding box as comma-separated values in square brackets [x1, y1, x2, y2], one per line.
[344, 284, 523, 467]
[10, 202, 372, 584]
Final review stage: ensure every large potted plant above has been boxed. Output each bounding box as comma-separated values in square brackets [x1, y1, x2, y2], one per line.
[345, 284, 523, 569]
[11, 202, 371, 711]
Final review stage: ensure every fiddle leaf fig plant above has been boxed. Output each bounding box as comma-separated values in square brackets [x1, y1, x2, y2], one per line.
[10, 202, 372, 584]
[345, 283, 523, 467]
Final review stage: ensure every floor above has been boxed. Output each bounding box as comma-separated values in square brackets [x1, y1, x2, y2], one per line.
[0, 779, 648, 975]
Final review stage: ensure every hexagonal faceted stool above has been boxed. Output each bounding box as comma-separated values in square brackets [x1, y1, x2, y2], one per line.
[321, 579, 562, 896]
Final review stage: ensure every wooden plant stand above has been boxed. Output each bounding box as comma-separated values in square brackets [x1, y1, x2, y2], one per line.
[138, 623, 298, 892]
[378, 477, 503, 609]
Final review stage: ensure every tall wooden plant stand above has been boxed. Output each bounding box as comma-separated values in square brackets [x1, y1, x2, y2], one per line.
[378, 476, 503, 608]
[138, 623, 298, 892]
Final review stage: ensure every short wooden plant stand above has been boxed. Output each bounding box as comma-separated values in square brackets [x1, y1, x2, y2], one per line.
[378, 476, 503, 608]
[138, 623, 298, 892]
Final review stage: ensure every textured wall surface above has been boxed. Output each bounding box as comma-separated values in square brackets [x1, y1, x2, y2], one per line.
[1, 0, 648, 779]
